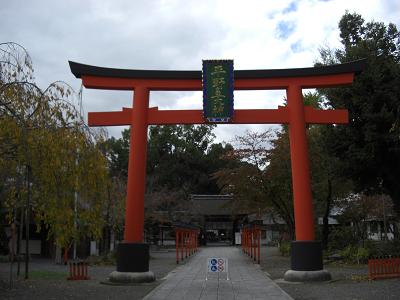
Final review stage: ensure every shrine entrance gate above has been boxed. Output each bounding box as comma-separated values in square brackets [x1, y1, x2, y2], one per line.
[69, 59, 364, 282]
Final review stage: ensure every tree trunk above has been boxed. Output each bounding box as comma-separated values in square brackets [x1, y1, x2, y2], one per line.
[110, 230, 115, 252]
[283, 216, 295, 241]
[385, 180, 400, 240]
[55, 246, 62, 264]
[392, 222, 399, 240]
[322, 179, 332, 249]
[63, 247, 69, 264]
[25, 165, 31, 279]
[17, 206, 23, 277]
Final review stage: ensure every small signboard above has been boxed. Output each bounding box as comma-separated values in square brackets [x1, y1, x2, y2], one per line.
[206, 257, 229, 280]
[202, 60, 234, 123]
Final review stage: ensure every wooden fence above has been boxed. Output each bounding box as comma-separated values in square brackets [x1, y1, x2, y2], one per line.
[368, 256, 400, 280]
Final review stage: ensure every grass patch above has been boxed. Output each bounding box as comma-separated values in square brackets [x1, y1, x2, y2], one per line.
[30, 270, 68, 279]
[350, 274, 369, 282]
[0, 255, 9, 263]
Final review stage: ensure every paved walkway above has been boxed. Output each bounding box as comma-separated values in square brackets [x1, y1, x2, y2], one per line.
[143, 246, 293, 300]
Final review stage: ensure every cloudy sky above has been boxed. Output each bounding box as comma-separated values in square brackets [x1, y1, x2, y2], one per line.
[1, 0, 399, 142]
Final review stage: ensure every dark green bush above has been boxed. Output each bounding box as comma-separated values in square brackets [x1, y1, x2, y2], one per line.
[87, 251, 116, 265]
[338, 245, 371, 264]
[279, 241, 291, 256]
[328, 226, 356, 251]
[370, 240, 400, 257]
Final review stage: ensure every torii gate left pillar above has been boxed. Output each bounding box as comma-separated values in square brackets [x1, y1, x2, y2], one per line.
[113, 86, 152, 277]
[69, 59, 364, 283]
[124, 86, 148, 244]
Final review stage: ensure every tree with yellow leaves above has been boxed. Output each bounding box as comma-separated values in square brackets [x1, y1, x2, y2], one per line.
[0, 42, 109, 276]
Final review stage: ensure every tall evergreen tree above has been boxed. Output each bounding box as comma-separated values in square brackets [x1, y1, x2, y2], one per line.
[317, 12, 400, 216]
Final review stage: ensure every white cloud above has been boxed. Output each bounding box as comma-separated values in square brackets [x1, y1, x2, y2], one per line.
[1, 0, 399, 142]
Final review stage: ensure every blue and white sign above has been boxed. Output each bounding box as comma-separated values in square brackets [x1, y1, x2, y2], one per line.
[206, 257, 229, 280]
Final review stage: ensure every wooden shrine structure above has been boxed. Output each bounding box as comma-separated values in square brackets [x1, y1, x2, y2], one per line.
[69, 59, 365, 281]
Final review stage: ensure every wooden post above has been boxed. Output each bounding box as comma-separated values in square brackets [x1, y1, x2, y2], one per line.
[187, 231, 189, 256]
[253, 229, 256, 262]
[246, 229, 249, 255]
[287, 85, 315, 241]
[180, 230, 184, 261]
[257, 228, 261, 264]
[250, 229, 252, 257]
[175, 230, 179, 264]
[124, 87, 149, 242]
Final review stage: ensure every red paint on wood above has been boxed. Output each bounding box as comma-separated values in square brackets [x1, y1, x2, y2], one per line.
[124, 87, 149, 242]
[287, 85, 315, 241]
[79, 67, 358, 248]
[88, 107, 348, 127]
[368, 257, 400, 280]
[82, 73, 354, 91]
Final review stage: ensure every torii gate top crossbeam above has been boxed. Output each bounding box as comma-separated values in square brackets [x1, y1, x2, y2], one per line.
[69, 60, 366, 127]
[69, 59, 366, 91]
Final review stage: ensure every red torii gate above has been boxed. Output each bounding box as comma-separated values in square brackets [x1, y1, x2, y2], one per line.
[69, 59, 364, 282]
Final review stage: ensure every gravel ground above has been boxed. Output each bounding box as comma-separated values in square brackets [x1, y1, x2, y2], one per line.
[1, 247, 399, 300]
[259, 247, 400, 300]
[0, 249, 179, 300]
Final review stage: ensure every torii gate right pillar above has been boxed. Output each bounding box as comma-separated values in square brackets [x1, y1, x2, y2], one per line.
[288, 84, 315, 241]
[285, 85, 330, 281]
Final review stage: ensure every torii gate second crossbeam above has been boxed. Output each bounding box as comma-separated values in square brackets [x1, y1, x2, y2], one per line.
[69, 59, 365, 283]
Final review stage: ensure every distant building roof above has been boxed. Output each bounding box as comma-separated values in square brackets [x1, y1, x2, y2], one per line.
[190, 194, 236, 216]
[248, 212, 286, 225]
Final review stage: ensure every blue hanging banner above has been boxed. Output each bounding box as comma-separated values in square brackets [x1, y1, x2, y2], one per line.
[202, 60, 234, 123]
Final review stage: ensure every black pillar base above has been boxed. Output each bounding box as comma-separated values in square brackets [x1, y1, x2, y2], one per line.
[290, 241, 323, 271]
[284, 240, 331, 282]
[116, 243, 149, 273]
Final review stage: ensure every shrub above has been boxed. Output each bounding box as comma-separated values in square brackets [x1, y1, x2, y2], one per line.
[355, 247, 370, 264]
[328, 226, 356, 251]
[338, 245, 372, 264]
[87, 251, 116, 265]
[279, 241, 291, 257]
[373, 240, 400, 257]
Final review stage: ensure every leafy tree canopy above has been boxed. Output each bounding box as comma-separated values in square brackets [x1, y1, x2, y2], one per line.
[316, 12, 400, 213]
[0, 42, 109, 249]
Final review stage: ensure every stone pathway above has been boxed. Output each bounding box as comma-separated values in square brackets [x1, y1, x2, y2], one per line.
[143, 246, 293, 300]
